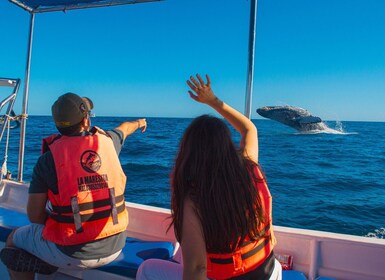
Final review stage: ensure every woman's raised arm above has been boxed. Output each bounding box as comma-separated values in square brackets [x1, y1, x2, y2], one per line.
[187, 74, 258, 163]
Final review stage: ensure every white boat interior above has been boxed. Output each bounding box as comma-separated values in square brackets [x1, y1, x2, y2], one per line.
[0, 0, 385, 279]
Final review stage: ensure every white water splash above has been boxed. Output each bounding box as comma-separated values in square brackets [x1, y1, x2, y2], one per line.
[299, 121, 357, 135]
[365, 228, 385, 239]
[335, 120, 344, 132]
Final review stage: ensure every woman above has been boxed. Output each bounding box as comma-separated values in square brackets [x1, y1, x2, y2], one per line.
[137, 74, 281, 280]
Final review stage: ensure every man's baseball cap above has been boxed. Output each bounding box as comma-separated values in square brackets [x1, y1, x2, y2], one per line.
[51, 92, 94, 128]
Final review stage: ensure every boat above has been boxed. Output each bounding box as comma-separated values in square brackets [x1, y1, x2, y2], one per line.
[0, 1, 384, 280]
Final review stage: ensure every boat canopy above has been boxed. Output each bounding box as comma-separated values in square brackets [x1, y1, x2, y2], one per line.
[9, 0, 161, 13]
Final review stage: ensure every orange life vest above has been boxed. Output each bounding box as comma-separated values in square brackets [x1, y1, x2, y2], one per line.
[206, 165, 276, 279]
[42, 127, 128, 245]
[41, 134, 61, 154]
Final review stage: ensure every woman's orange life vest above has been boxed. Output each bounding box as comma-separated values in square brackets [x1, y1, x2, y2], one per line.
[42, 127, 128, 246]
[206, 164, 276, 279]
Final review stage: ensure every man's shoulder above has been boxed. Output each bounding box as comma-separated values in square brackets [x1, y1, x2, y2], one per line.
[92, 126, 123, 140]
[106, 129, 124, 141]
[37, 150, 54, 166]
[33, 151, 55, 177]
[92, 127, 124, 155]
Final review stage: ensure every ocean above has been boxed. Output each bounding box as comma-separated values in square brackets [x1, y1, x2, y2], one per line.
[1, 116, 384, 238]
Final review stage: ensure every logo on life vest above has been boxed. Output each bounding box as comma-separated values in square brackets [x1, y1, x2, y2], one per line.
[80, 150, 102, 173]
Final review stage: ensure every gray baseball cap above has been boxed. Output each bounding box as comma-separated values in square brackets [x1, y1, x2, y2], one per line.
[51, 92, 93, 128]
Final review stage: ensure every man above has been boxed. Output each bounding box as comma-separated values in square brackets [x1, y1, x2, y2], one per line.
[0, 92, 147, 280]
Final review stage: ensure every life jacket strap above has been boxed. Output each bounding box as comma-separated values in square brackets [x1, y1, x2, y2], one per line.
[209, 223, 271, 265]
[70, 196, 84, 234]
[49, 203, 126, 224]
[109, 188, 118, 225]
[51, 194, 124, 214]
[209, 237, 270, 264]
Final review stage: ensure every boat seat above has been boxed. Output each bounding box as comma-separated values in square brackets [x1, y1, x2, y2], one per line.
[0, 207, 30, 242]
[282, 270, 308, 280]
[96, 237, 174, 278]
[0, 206, 174, 278]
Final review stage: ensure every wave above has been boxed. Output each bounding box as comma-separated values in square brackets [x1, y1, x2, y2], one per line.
[365, 228, 385, 239]
[122, 162, 170, 173]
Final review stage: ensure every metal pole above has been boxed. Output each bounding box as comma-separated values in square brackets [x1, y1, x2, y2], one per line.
[244, 0, 258, 119]
[18, 12, 35, 182]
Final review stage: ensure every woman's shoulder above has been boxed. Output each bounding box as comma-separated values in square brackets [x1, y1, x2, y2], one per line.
[244, 160, 266, 180]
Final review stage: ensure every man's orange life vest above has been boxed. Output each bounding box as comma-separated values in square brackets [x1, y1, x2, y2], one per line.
[206, 164, 276, 279]
[42, 127, 128, 245]
[41, 134, 61, 154]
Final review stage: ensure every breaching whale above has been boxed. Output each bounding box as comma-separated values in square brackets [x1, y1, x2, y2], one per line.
[256, 105, 327, 132]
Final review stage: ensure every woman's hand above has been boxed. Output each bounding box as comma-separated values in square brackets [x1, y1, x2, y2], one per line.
[187, 74, 217, 105]
[186, 73, 258, 162]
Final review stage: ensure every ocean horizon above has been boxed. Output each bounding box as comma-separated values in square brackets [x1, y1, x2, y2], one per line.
[28, 114, 385, 123]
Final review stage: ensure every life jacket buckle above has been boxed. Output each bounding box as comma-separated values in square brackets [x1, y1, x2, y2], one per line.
[232, 252, 244, 271]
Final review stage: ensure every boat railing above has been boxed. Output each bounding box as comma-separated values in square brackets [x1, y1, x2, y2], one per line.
[0, 78, 21, 180]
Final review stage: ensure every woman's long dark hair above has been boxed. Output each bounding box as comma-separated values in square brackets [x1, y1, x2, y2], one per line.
[170, 115, 265, 253]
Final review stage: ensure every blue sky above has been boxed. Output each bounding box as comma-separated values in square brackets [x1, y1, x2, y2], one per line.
[1, 0, 385, 121]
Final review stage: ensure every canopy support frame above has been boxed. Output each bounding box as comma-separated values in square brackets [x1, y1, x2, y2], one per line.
[244, 0, 258, 119]
[17, 12, 34, 182]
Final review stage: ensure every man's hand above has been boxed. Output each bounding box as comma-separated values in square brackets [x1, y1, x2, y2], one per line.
[136, 118, 147, 133]
[116, 118, 147, 139]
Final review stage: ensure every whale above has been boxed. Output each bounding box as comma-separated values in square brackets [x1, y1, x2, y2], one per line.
[256, 105, 327, 132]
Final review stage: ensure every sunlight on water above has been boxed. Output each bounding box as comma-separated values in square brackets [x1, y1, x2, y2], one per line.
[365, 228, 385, 239]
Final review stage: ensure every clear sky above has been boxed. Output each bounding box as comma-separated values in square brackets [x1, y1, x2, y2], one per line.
[1, 0, 385, 121]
